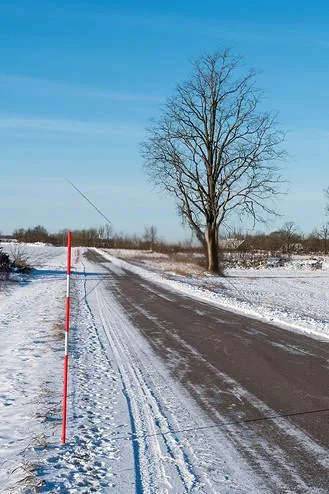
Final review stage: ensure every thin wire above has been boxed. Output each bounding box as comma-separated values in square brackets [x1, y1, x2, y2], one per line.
[109, 406, 329, 443]
[65, 178, 112, 227]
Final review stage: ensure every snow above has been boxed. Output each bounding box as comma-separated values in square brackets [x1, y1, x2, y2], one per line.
[1, 244, 268, 492]
[1, 243, 329, 492]
[0, 244, 67, 491]
[102, 249, 329, 340]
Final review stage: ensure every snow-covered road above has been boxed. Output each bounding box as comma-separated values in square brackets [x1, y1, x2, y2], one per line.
[1, 245, 265, 493]
[53, 252, 262, 493]
[88, 248, 329, 493]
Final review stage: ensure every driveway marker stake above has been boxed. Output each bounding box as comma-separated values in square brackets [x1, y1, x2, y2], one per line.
[61, 231, 72, 444]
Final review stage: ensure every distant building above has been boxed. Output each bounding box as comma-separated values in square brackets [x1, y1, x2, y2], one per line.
[218, 238, 245, 250]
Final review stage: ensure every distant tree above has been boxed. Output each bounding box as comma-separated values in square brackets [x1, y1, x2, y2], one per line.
[97, 223, 112, 247]
[13, 225, 49, 243]
[143, 226, 158, 250]
[12, 228, 27, 242]
[59, 229, 69, 246]
[280, 221, 300, 254]
[142, 50, 285, 273]
[303, 230, 320, 253]
[318, 223, 329, 254]
[256, 230, 280, 253]
[30, 225, 49, 243]
[104, 223, 112, 244]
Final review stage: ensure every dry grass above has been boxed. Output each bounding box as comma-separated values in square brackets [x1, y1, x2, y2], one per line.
[9, 460, 44, 493]
[8, 318, 64, 492]
[51, 321, 64, 340]
[113, 249, 208, 276]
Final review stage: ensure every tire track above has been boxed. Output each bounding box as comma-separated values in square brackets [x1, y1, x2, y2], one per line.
[94, 286, 201, 492]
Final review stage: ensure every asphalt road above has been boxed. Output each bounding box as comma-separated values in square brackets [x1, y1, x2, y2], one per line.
[87, 249, 329, 492]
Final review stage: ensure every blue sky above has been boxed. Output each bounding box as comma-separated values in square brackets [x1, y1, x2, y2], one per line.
[1, 0, 329, 240]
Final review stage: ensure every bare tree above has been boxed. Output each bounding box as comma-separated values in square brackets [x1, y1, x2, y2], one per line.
[279, 221, 300, 255]
[143, 225, 158, 250]
[141, 50, 285, 273]
[7, 243, 29, 264]
[104, 223, 112, 242]
[318, 223, 329, 254]
[97, 223, 113, 247]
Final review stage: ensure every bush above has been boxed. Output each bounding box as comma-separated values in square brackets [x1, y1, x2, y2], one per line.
[0, 247, 31, 287]
[11, 258, 31, 273]
[0, 248, 11, 281]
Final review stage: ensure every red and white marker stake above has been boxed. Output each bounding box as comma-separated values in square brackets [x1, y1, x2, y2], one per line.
[61, 231, 72, 444]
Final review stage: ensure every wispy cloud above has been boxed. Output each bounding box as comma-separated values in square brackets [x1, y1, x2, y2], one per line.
[0, 114, 143, 136]
[0, 73, 163, 103]
[2, 3, 328, 50]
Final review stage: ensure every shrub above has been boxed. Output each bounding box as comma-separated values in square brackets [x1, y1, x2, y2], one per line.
[11, 258, 31, 273]
[0, 248, 11, 281]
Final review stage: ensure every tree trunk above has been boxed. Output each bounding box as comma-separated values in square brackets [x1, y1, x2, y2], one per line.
[205, 226, 221, 274]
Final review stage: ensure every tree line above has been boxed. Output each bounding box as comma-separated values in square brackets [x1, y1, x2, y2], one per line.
[232, 222, 329, 255]
[9, 224, 191, 251]
[5, 221, 329, 255]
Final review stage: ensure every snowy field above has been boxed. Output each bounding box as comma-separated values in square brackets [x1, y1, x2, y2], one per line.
[1, 243, 271, 493]
[104, 249, 329, 339]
